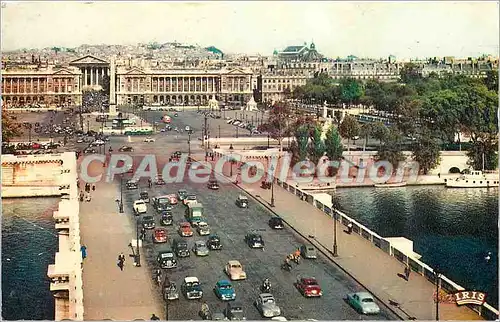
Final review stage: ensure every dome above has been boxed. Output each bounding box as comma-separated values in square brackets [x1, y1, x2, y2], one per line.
[273, 49, 278, 56]
[310, 42, 316, 50]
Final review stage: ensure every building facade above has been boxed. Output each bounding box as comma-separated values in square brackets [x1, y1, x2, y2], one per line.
[1, 65, 82, 107]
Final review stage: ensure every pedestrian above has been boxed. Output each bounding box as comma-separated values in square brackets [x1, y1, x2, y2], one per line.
[140, 227, 146, 240]
[80, 245, 87, 260]
[438, 173, 441, 178]
[347, 222, 353, 234]
[150, 314, 160, 320]
[86, 192, 91, 202]
[404, 263, 410, 281]
[117, 252, 125, 271]
[85, 183, 90, 193]
[79, 191, 84, 202]
[92, 184, 95, 191]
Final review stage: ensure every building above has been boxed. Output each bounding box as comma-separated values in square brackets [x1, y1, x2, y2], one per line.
[1, 65, 82, 107]
[277, 42, 323, 62]
[330, 59, 403, 81]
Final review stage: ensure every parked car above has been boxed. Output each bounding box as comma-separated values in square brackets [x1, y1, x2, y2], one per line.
[160, 212, 173, 226]
[224, 302, 245, 320]
[192, 240, 210, 256]
[207, 234, 222, 250]
[127, 180, 139, 190]
[235, 195, 248, 208]
[295, 277, 322, 297]
[172, 238, 190, 257]
[133, 200, 147, 214]
[207, 179, 220, 190]
[140, 191, 150, 203]
[183, 194, 197, 205]
[182, 277, 203, 300]
[162, 279, 179, 301]
[144, 137, 155, 143]
[244, 233, 265, 249]
[157, 250, 177, 269]
[268, 217, 284, 229]
[255, 293, 281, 318]
[197, 222, 210, 236]
[300, 244, 317, 259]
[142, 215, 155, 229]
[225, 260, 247, 281]
[154, 176, 166, 185]
[153, 228, 168, 243]
[166, 194, 178, 205]
[177, 189, 188, 201]
[214, 280, 236, 301]
[346, 292, 380, 315]
[178, 222, 194, 237]
[118, 146, 134, 152]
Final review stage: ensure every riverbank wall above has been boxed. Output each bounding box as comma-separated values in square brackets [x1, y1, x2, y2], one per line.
[1, 152, 84, 320]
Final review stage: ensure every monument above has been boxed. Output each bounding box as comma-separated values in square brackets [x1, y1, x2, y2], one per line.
[109, 57, 117, 115]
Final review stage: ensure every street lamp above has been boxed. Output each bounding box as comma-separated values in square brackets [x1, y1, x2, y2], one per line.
[119, 174, 124, 213]
[135, 217, 141, 267]
[188, 132, 191, 158]
[269, 161, 275, 207]
[331, 195, 339, 257]
[229, 145, 234, 177]
[435, 269, 442, 321]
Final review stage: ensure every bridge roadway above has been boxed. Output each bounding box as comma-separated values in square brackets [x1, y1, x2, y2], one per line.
[106, 112, 397, 320]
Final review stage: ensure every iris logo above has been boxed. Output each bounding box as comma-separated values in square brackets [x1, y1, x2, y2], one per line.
[453, 291, 487, 306]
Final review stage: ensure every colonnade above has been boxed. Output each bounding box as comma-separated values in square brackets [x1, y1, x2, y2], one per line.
[82, 66, 109, 87]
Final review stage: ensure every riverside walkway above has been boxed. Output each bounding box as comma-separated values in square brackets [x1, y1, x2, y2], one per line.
[203, 154, 484, 321]
[79, 160, 163, 320]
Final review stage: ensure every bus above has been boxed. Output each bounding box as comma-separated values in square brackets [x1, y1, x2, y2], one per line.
[124, 127, 154, 135]
[163, 115, 171, 123]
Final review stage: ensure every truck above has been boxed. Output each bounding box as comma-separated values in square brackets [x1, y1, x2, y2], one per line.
[185, 203, 204, 226]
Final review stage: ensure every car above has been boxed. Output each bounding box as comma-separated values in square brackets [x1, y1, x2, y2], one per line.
[235, 195, 248, 208]
[182, 277, 203, 300]
[76, 138, 84, 143]
[142, 215, 155, 229]
[133, 200, 147, 214]
[211, 312, 227, 320]
[268, 217, 284, 229]
[192, 240, 210, 256]
[207, 179, 220, 190]
[160, 212, 173, 226]
[346, 292, 381, 315]
[244, 233, 265, 249]
[207, 234, 222, 250]
[183, 194, 197, 205]
[140, 191, 150, 203]
[144, 137, 155, 142]
[118, 146, 134, 152]
[225, 260, 247, 281]
[178, 222, 193, 237]
[295, 277, 322, 297]
[214, 280, 236, 301]
[126, 180, 139, 190]
[162, 279, 179, 301]
[255, 293, 281, 318]
[160, 128, 166, 132]
[166, 194, 178, 205]
[185, 126, 191, 132]
[172, 238, 190, 257]
[157, 250, 177, 269]
[156, 203, 173, 213]
[224, 302, 245, 320]
[197, 222, 210, 236]
[177, 189, 188, 201]
[154, 176, 166, 185]
[153, 228, 168, 243]
[300, 244, 317, 259]
[92, 139, 105, 146]
[83, 147, 98, 154]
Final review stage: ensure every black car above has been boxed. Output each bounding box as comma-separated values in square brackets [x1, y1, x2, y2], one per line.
[155, 177, 166, 185]
[126, 180, 139, 190]
[157, 250, 177, 269]
[172, 238, 190, 257]
[156, 203, 173, 213]
[244, 233, 265, 249]
[225, 302, 245, 320]
[268, 217, 284, 229]
[160, 212, 173, 226]
[207, 234, 222, 250]
[140, 191, 150, 203]
[142, 215, 155, 229]
[118, 146, 134, 152]
[207, 180, 220, 190]
[84, 147, 98, 154]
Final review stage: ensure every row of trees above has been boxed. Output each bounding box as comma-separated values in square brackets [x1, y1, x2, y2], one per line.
[281, 69, 499, 172]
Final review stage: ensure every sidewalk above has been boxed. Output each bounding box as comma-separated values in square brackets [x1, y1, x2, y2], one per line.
[79, 161, 164, 320]
[204, 156, 482, 321]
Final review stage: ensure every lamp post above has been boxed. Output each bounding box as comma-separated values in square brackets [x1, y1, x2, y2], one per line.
[269, 163, 275, 207]
[229, 145, 234, 177]
[119, 174, 124, 213]
[236, 125, 239, 139]
[188, 132, 191, 158]
[435, 269, 441, 321]
[331, 195, 339, 257]
[135, 217, 141, 267]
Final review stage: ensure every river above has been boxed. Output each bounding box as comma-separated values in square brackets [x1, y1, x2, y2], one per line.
[2, 198, 59, 320]
[333, 185, 498, 308]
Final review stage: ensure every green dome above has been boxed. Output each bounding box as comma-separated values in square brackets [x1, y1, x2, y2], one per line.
[206, 46, 224, 56]
[273, 49, 278, 56]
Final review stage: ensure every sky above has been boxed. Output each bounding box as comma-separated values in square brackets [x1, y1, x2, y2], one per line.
[1, 1, 499, 59]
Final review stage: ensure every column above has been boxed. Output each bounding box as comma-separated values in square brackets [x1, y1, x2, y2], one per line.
[30, 78, 34, 94]
[156, 77, 159, 92]
[90, 68, 94, 85]
[101, 67, 104, 83]
[10, 79, 13, 94]
[212, 77, 215, 92]
[24, 78, 28, 93]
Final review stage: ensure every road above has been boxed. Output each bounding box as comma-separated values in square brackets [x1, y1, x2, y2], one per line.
[102, 110, 398, 320]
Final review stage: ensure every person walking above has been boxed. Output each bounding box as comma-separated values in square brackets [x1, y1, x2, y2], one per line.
[117, 252, 125, 271]
[150, 314, 160, 320]
[404, 263, 410, 281]
[347, 222, 353, 234]
[80, 245, 87, 261]
[92, 184, 96, 191]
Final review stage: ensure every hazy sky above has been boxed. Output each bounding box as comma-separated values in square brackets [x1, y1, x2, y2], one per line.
[1, 1, 498, 59]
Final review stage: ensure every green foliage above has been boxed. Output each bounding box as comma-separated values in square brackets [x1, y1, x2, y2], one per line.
[2, 107, 21, 143]
[466, 136, 498, 171]
[295, 125, 310, 161]
[485, 70, 499, 91]
[411, 131, 441, 175]
[375, 129, 406, 173]
[324, 125, 343, 161]
[308, 125, 325, 165]
[338, 114, 360, 151]
[400, 62, 422, 84]
[339, 78, 364, 104]
[359, 123, 374, 151]
[371, 122, 390, 146]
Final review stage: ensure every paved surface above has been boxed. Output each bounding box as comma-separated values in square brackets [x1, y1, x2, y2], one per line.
[78, 163, 165, 320]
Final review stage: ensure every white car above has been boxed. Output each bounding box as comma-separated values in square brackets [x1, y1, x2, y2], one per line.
[144, 137, 155, 143]
[197, 222, 210, 236]
[93, 139, 105, 145]
[133, 200, 147, 214]
[255, 293, 281, 318]
[225, 260, 247, 281]
[185, 126, 191, 132]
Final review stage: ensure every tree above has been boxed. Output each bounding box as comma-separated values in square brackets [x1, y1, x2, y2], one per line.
[400, 62, 422, 84]
[466, 137, 498, 171]
[324, 125, 343, 176]
[375, 129, 406, 174]
[308, 125, 325, 166]
[371, 122, 389, 147]
[258, 101, 292, 151]
[339, 78, 364, 106]
[2, 106, 21, 144]
[484, 70, 499, 91]
[295, 125, 310, 162]
[359, 123, 374, 152]
[338, 114, 360, 152]
[411, 131, 441, 174]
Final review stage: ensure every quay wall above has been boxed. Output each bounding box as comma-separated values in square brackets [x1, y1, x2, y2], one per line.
[1, 152, 84, 320]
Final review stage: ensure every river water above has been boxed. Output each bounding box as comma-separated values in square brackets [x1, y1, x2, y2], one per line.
[2, 198, 59, 320]
[334, 186, 498, 308]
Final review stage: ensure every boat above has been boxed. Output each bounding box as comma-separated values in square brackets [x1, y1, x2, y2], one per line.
[374, 182, 407, 188]
[445, 171, 499, 188]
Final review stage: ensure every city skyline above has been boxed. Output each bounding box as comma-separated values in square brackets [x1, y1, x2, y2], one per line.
[1, 1, 499, 59]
